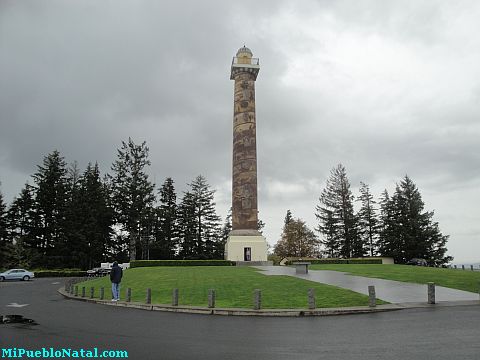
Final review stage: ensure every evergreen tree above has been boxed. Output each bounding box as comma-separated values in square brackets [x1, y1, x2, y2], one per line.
[0, 185, 11, 267]
[257, 217, 266, 234]
[0, 187, 7, 242]
[356, 182, 378, 257]
[274, 216, 319, 258]
[315, 164, 359, 258]
[7, 183, 41, 267]
[316, 209, 338, 257]
[8, 184, 37, 241]
[109, 138, 155, 261]
[377, 189, 399, 259]
[274, 209, 294, 257]
[177, 176, 221, 259]
[139, 206, 156, 261]
[219, 208, 232, 259]
[154, 177, 178, 259]
[62, 162, 84, 268]
[283, 209, 293, 228]
[65, 163, 114, 269]
[67, 161, 81, 191]
[378, 176, 452, 265]
[177, 191, 197, 259]
[33, 150, 69, 267]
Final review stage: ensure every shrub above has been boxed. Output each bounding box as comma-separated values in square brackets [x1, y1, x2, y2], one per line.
[34, 270, 87, 277]
[285, 258, 382, 265]
[268, 254, 282, 266]
[130, 260, 235, 268]
[347, 259, 383, 264]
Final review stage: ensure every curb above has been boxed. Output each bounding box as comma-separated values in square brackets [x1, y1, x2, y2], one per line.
[58, 288, 407, 317]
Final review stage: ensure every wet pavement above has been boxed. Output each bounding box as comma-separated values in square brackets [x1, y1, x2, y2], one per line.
[2, 278, 480, 359]
[255, 266, 479, 303]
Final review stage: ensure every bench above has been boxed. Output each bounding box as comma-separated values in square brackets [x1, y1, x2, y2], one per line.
[292, 262, 311, 274]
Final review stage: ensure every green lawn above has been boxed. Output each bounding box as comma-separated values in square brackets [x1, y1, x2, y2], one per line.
[76, 266, 384, 309]
[309, 264, 480, 293]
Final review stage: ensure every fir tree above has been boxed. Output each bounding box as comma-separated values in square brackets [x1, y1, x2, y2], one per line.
[284, 209, 293, 228]
[317, 209, 340, 258]
[378, 176, 452, 265]
[377, 189, 399, 259]
[109, 138, 155, 261]
[0, 186, 11, 267]
[257, 218, 266, 234]
[0, 187, 7, 241]
[154, 177, 178, 259]
[177, 176, 221, 259]
[219, 208, 232, 259]
[139, 207, 156, 261]
[274, 209, 295, 257]
[315, 164, 358, 258]
[356, 182, 378, 257]
[65, 163, 114, 269]
[8, 184, 37, 241]
[177, 191, 197, 259]
[7, 183, 40, 267]
[62, 161, 84, 268]
[33, 150, 69, 266]
[191, 175, 221, 258]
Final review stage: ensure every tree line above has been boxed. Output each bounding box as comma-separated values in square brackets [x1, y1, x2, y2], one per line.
[0, 146, 452, 269]
[0, 139, 230, 269]
[274, 164, 452, 266]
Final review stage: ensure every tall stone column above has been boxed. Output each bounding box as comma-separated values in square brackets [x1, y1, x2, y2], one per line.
[225, 46, 268, 263]
[231, 47, 259, 232]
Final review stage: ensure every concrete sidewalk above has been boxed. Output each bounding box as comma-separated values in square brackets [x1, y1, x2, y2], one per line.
[255, 266, 479, 303]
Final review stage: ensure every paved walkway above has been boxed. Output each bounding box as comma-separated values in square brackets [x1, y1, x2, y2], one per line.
[255, 266, 479, 303]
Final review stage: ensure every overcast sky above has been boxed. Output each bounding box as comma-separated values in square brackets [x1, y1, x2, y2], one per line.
[1, 0, 479, 263]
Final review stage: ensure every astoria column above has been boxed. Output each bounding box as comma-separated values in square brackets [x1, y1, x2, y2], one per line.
[225, 46, 268, 262]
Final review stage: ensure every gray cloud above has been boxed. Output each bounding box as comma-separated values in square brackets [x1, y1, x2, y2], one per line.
[1, 0, 479, 262]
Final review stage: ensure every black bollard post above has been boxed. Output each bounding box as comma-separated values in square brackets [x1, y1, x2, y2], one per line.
[368, 286, 376, 307]
[208, 289, 216, 308]
[146, 288, 152, 304]
[172, 288, 179, 306]
[308, 288, 316, 310]
[428, 282, 435, 304]
[254, 289, 261, 310]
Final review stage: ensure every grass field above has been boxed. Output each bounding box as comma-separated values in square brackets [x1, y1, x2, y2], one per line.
[76, 266, 384, 309]
[309, 264, 480, 293]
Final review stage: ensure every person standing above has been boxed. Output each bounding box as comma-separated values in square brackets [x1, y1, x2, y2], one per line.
[110, 261, 123, 301]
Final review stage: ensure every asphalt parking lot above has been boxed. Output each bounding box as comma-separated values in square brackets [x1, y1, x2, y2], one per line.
[1, 278, 480, 360]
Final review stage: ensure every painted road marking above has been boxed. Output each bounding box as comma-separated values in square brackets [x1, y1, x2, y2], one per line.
[6, 303, 29, 308]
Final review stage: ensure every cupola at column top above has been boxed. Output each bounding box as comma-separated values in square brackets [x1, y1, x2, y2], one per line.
[236, 46, 253, 60]
[231, 45, 260, 80]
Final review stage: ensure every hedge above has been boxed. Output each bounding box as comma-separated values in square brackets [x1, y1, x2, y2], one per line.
[286, 259, 383, 265]
[347, 259, 383, 264]
[130, 260, 235, 268]
[34, 270, 87, 277]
